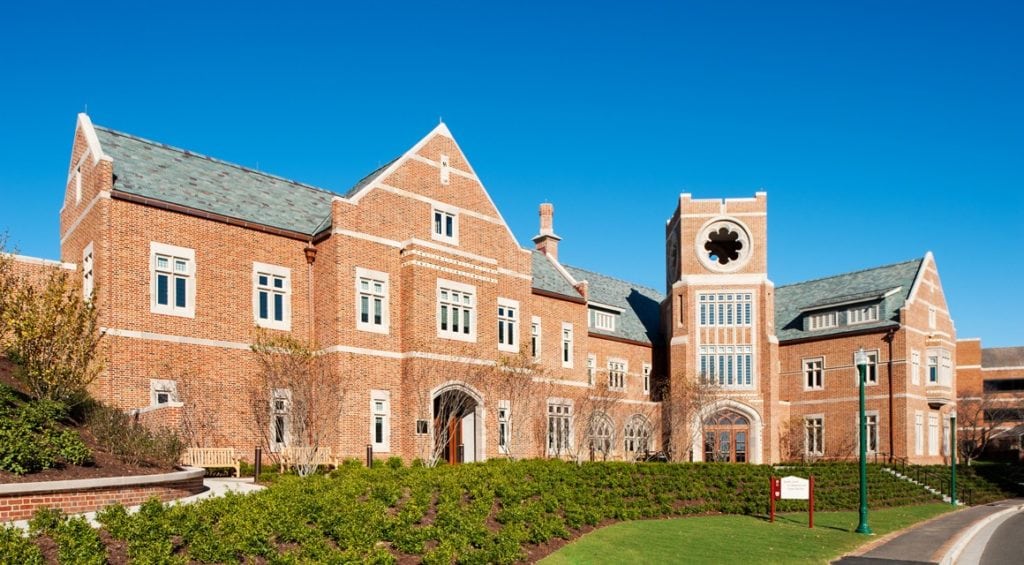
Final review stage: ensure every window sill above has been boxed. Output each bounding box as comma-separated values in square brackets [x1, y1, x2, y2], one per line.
[372, 445, 390, 453]
[438, 331, 477, 343]
[357, 323, 390, 335]
[431, 234, 459, 246]
[256, 319, 291, 332]
[498, 343, 518, 353]
[151, 306, 195, 319]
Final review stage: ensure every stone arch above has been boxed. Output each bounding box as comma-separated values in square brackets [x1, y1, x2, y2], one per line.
[692, 399, 763, 464]
[430, 381, 486, 463]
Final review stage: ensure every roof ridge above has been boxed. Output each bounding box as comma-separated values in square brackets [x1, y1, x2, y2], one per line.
[776, 257, 923, 290]
[561, 261, 663, 296]
[94, 125, 340, 198]
[983, 346, 1024, 352]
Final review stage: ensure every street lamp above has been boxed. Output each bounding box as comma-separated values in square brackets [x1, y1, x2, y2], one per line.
[950, 409, 957, 506]
[855, 348, 873, 535]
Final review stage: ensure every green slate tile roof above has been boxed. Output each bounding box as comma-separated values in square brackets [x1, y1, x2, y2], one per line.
[563, 264, 665, 345]
[775, 258, 923, 342]
[95, 126, 337, 236]
[531, 252, 580, 299]
[982, 347, 1024, 368]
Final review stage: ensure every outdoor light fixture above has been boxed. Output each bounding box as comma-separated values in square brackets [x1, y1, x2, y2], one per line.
[855, 347, 873, 535]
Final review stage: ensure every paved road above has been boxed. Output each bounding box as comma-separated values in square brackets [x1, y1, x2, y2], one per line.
[979, 510, 1024, 565]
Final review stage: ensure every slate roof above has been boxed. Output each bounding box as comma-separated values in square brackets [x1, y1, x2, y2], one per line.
[95, 127, 337, 236]
[982, 347, 1024, 368]
[531, 252, 580, 299]
[563, 264, 665, 345]
[343, 158, 399, 198]
[775, 258, 923, 342]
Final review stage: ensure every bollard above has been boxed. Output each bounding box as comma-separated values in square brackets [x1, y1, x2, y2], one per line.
[366, 444, 373, 467]
[457, 444, 465, 463]
[589, 446, 595, 462]
[253, 446, 262, 485]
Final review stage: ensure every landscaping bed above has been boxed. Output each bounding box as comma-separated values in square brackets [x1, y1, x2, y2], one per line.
[0, 459, 940, 564]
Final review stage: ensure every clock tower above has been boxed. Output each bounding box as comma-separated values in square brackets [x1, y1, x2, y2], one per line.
[664, 193, 781, 463]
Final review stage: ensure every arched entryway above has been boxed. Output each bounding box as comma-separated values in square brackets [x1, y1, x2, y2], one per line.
[703, 409, 750, 463]
[432, 383, 483, 464]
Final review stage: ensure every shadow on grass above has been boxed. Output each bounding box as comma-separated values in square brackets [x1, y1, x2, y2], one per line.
[751, 513, 852, 532]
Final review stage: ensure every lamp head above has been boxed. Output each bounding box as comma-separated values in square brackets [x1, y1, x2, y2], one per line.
[855, 347, 869, 367]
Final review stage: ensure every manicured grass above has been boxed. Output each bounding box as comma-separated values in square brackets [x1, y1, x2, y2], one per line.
[541, 503, 953, 565]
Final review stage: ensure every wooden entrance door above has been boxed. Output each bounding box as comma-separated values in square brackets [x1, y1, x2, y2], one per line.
[703, 410, 750, 463]
[447, 417, 463, 464]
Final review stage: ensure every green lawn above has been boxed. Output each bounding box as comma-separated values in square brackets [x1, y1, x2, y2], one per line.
[541, 503, 953, 565]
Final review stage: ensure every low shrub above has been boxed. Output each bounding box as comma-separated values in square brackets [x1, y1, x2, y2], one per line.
[0, 526, 43, 565]
[0, 385, 92, 475]
[85, 402, 184, 467]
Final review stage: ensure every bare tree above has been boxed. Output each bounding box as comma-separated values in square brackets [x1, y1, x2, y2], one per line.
[1, 262, 104, 406]
[958, 396, 1013, 465]
[485, 350, 549, 461]
[662, 373, 722, 462]
[566, 380, 623, 464]
[250, 330, 348, 476]
[780, 415, 809, 462]
[172, 365, 220, 448]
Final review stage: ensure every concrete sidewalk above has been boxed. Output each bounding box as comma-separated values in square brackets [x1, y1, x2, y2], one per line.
[7, 477, 265, 530]
[833, 498, 1024, 565]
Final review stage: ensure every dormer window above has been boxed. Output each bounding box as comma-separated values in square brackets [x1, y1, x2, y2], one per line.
[807, 311, 837, 331]
[591, 310, 616, 332]
[848, 304, 880, 325]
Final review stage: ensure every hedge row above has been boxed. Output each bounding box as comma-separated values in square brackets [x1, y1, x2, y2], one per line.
[1, 459, 940, 564]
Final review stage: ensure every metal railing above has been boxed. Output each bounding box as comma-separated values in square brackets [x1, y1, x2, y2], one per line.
[887, 457, 972, 506]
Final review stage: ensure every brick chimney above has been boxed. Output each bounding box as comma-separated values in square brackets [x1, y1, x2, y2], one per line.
[532, 202, 562, 260]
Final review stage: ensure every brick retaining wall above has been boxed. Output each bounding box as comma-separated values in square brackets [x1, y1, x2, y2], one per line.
[0, 467, 205, 522]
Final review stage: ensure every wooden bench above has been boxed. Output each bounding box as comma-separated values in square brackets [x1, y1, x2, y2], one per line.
[181, 448, 241, 477]
[279, 446, 338, 472]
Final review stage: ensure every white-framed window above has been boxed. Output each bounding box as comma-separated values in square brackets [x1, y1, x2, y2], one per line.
[586, 353, 596, 385]
[547, 399, 573, 456]
[624, 414, 651, 454]
[590, 309, 616, 332]
[371, 390, 391, 452]
[356, 268, 389, 334]
[437, 279, 476, 342]
[928, 413, 939, 456]
[698, 292, 753, 327]
[862, 411, 879, 454]
[253, 262, 291, 331]
[942, 417, 951, 456]
[804, 358, 824, 390]
[808, 311, 837, 331]
[82, 242, 94, 300]
[431, 205, 458, 244]
[497, 298, 519, 352]
[561, 323, 573, 368]
[270, 388, 291, 452]
[149, 379, 179, 407]
[805, 415, 824, 456]
[699, 345, 754, 388]
[848, 304, 880, 325]
[911, 350, 921, 386]
[498, 400, 510, 454]
[531, 316, 541, 360]
[928, 306, 937, 329]
[608, 359, 626, 390]
[642, 363, 651, 395]
[74, 165, 82, 204]
[587, 412, 613, 457]
[915, 411, 924, 455]
[854, 350, 879, 386]
[926, 348, 952, 386]
[150, 242, 195, 318]
[439, 154, 451, 185]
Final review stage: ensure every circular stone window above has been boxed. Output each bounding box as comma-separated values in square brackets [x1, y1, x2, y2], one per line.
[694, 218, 752, 272]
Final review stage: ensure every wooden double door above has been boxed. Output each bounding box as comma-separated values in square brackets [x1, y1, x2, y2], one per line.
[703, 410, 750, 463]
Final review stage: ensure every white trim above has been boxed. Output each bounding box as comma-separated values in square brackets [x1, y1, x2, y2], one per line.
[76, 113, 111, 165]
[60, 189, 111, 245]
[149, 378, 180, 407]
[8, 254, 76, 270]
[853, 349, 881, 386]
[695, 399, 764, 464]
[370, 389, 391, 453]
[546, 253, 580, 287]
[531, 315, 542, 361]
[437, 278, 477, 342]
[955, 364, 981, 370]
[82, 242, 94, 300]
[150, 242, 196, 319]
[693, 216, 754, 273]
[588, 301, 625, 313]
[561, 322, 574, 368]
[408, 237, 498, 265]
[402, 260, 497, 284]
[332, 228, 403, 249]
[103, 328, 251, 350]
[355, 267, 390, 334]
[403, 249, 501, 276]
[430, 202, 460, 245]
[802, 357, 825, 391]
[642, 363, 651, 395]
[670, 335, 690, 345]
[673, 273, 771, 287]
[607, 357, 628, 391]
[533, 376, 590, 388]
[408, 153, 478, 181]
[804, 413, 826, 457]
[906, 251, 934, 304]
[252, 262, 291, 331]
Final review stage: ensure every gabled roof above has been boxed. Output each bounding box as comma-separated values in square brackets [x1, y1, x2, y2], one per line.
[94, 126, 337, 236]
[775, 258, 923, 342]
[563, 264, 665, 345]
[982, 347, 1024, 368]
[343, 157, 399, 198]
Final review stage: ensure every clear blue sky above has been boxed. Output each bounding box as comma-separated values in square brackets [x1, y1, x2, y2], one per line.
[1, 1, 1021, 346]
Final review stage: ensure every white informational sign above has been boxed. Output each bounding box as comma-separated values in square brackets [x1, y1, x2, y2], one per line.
[780, 476, 810, 500]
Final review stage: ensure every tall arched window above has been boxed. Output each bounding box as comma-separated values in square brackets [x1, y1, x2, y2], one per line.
[703, 409, 750, 463]
[624, 415, 651, 455]
[587, 412, 614, 459]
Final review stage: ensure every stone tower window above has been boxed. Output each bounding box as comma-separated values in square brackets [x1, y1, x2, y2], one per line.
[694, 218, 752, 273]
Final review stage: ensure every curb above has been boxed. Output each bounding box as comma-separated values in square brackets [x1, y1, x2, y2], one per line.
[938, 502, 1024, 565]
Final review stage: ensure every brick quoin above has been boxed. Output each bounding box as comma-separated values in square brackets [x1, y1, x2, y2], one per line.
[4, 114, 967, 468]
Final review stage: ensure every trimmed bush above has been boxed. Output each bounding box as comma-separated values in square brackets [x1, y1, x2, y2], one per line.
[0, 385, 91, 475]
[85, 402, 183, 468]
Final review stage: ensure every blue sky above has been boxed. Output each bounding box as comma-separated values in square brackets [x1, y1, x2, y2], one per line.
[0, 1, 1021, 346]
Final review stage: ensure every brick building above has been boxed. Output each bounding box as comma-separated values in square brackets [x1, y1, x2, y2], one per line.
[13, 114, 963, 464]
[956, 340, 1024, 461]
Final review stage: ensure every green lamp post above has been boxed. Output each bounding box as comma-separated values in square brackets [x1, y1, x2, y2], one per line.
[855, 348, 873, 535]
[950, 409, 957, 506]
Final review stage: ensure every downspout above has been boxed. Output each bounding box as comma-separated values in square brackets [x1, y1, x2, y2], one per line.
[885, 327, 896, 464]
[304, 244, 317, 343]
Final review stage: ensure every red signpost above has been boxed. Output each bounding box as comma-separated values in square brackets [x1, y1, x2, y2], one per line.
[769, 475, 814, 528]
